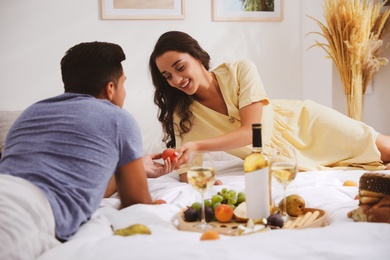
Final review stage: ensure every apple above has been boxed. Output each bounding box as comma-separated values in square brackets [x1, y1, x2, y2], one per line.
[162, 148, 178, 161]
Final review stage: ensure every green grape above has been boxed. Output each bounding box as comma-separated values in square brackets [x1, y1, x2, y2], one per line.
[191, 202, 202, 212]
[237, 191, 245, 197]
[204, 199, 212, 207]
[221, 188, 228, 194]
[228, 197, 237, 205]
[228, 190, 237, 198]
[212, 202, 221, 211]
[237, 192, 246, 204]
[211, 194, 223, 204]
[227, 203, 236, 210]
[222, 192, 230, 200]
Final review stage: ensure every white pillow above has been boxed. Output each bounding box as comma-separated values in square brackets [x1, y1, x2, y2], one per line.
[0, 111, 23, 153]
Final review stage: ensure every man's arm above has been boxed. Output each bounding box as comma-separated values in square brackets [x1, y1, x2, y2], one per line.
[104, 153, 180, 198]
[114, 158, 152, 207]
[104, 175, 117, 198]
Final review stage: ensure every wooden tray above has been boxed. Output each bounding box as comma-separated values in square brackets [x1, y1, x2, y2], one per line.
[283, 208, 327, 229]
[177, 207, 327, 236]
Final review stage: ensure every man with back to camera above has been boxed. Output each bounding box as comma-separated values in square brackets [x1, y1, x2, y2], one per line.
[0, 41, 173, 259]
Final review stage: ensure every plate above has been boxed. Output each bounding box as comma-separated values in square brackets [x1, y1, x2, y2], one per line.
[177, 207, 327, 235]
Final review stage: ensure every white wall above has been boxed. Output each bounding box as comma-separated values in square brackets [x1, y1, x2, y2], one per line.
[0, 0, 389, 147]
[301, 0, 333, 107]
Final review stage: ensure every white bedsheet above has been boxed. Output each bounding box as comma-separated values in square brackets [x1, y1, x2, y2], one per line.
[38, 158, 390, 260]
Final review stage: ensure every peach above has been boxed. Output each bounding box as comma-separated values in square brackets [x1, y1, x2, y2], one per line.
[200, 230, 220, 241]
[343, 180, 358, 186]
[162, 148, 178, 161]
[153, 199, 167, 204]
[215, 204, 234, 223]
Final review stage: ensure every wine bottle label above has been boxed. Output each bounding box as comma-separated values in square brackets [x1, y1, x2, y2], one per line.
[244, 168, 270, 219]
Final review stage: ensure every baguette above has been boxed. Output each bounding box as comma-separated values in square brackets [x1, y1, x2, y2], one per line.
[302, 210, 320, 227]
[294, 212, 312, 228]
[359, 190, 386, 198]
[359, 196, 381, 204]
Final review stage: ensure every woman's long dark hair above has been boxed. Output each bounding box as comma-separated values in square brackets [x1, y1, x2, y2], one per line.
[149, 31, 211, 148]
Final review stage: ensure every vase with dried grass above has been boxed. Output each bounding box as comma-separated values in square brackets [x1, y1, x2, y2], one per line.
[307, 0, 390, 121]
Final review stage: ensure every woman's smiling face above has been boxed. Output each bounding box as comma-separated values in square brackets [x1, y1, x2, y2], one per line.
[155, 51, 203, 95]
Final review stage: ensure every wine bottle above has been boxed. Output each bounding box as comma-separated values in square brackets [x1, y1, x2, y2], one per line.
[243, 123, 270, 219]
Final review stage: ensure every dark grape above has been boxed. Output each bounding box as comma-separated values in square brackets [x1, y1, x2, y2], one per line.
[204, 206, 214, 222]
[184, 207, 199, 222]
[198, 206, 215, 222]
[266, 213, 284, 228]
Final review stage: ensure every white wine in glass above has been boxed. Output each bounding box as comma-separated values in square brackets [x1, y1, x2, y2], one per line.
[271, 145, 298, 220]
[272, 162, 297, 187]
[187, 151, 216, 231]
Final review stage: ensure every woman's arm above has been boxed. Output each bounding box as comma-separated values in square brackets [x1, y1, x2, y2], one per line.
[177, 101, 264, 164]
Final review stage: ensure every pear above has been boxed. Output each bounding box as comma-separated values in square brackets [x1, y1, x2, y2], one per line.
[112, 224, 151, 236]
[278, 194, 305, 217]
[233, 202, 249, 222]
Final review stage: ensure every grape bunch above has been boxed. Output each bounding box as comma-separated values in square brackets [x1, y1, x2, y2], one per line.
[207, 188, 246, 211]
[183, 188, 246, 222]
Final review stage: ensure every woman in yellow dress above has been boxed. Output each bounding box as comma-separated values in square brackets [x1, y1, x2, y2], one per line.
[148, 31, 390, 182]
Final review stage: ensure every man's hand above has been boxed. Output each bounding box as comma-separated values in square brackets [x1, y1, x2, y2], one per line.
[143, 153, 178, 178]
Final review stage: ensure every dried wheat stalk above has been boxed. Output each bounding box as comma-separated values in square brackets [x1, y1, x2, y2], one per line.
[307, 0, 390, 121]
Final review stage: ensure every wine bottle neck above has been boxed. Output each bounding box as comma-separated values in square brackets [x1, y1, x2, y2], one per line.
[252, 147, 263, 153]
[252, 124, 262, 148]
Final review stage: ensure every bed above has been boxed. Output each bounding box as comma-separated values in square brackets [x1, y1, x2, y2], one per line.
[1, 111, 389, 260]
[36, 155, 389, 260]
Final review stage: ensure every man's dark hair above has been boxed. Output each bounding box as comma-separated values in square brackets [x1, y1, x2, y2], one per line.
[61, 42, 126, 97]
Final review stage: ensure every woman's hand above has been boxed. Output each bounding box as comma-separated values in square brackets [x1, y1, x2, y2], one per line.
[176, 142, 199, 166]
[177, 143, 223, 185]
[143, 153, 178, 178]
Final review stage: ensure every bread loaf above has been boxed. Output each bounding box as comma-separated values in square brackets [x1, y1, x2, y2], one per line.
[359, 172, 390, 204]
[348, 172, 390, 224]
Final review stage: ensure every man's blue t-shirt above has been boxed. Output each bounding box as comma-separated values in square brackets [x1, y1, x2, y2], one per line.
[0, 93, 143, 241]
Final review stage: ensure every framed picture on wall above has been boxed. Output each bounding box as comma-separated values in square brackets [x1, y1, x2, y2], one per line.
[101, 0, 185, 20]
[212, 0, 284, 22]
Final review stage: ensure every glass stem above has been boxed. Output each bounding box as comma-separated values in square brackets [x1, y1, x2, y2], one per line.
[283, 189, 287, 217]
[200, 193, 206, 224]
[282, 180, 287, 217]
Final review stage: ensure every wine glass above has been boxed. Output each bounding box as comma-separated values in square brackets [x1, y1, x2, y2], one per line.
[187, 151, 216, 231]
[270, 144, 298, 221]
